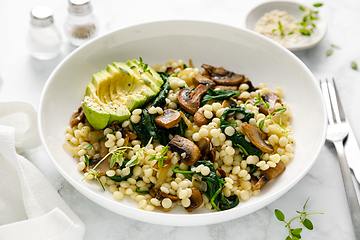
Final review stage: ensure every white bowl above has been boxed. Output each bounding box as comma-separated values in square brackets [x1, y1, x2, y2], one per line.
[245, 1, 327, 51]
[38, 20, 326, 226]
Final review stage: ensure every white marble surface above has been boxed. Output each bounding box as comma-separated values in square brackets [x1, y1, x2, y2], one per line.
[1, 0, 360, 239]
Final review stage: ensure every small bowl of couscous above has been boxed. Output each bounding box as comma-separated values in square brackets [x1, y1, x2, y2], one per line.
[245, 1, 327, 51]
[39, 20, 327, 226]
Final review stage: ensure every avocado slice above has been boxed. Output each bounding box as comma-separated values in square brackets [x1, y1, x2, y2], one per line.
[82, 60, 164, 130]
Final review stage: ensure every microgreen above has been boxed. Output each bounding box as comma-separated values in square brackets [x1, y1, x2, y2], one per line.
[351, 61, 358, 71]
[82, 143, 93, 150]
[273, 21, 284, 36]
[148, 145, 169, 168]
[296, 3, 323, 37]
[326, 44, 341, 57]
[82, 137, 153, 190]
[254, 92, 287, 132]
[98, 131, 116, 142]
[275, 198, 323, 239]
[134, 57, 153, 76]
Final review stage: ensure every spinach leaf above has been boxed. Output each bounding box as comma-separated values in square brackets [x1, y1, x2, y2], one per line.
[173, 160, 239, 211]
[152, 72, 170, 108]
[220, 106, 263, 158]
[107, 160, 133, 182]
[200, 88, 240, 106]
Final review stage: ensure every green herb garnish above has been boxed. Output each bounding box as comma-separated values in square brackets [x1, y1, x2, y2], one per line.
[351, 61, 358, 71]
[296, 3, 323, 36]
[148, 145, 169, 168]
[83, 143, 93, 150]
[275, 198, 323, 239]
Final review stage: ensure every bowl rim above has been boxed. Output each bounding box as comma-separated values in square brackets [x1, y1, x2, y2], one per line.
[38, 19, 327, 226]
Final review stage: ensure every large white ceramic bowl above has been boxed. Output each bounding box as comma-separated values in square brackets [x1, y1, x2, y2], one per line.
[38, 20, 326, 226]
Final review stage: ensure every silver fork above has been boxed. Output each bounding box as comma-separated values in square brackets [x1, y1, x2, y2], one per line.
[320, 78, 360, 239]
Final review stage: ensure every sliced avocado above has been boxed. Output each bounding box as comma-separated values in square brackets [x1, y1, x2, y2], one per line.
[82, 60, 164, 130]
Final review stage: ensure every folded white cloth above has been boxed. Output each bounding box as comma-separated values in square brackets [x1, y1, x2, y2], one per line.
[0, 102, 85, 240]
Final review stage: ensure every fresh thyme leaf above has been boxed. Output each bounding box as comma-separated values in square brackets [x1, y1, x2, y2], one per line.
[313, 3, 323, 7]
[351, 61, 358, 70]
[98, 131, 116, 142]
[299, 28, 311, 36]
[259, 119, 265, 130]
[96, 176, 105, 191]
[126, 156, 138, 168]
[274, 108, 287, 114]
[148, 155, 156, 161]
[158, 158, 164, 168]
[275, 209, 285, 221]
[110, 154, 117, 168]
[326, 49, 333, 57]
[331, 44, 341, 49]
[288, 31, 294, 35]
[160, 145, 168, 155]
[119, 67, 130, 77]
[140, 78, 152, 84]
[299, 6, 305, 11]
[130, 66, 136, 69]
[84, 154, 89, 167]
[302, 218, 314, 230]
[291, 228, 303, 235]
[83, 143, 93, 150]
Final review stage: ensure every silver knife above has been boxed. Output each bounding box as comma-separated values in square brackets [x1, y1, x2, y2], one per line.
[344, 120, 360, 185]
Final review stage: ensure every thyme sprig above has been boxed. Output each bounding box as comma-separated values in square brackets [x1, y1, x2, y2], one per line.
[148, 145, 169, 168]
[273, 21, 284, 36]
[275, 198, 324, 240]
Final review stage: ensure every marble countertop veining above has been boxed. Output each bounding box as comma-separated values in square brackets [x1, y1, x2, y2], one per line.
[1, 0, 360, 239]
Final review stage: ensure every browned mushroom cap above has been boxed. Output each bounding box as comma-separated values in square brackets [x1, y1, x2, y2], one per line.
[193, 110, 210, 127]
[154, 109, 182, 129]
[193, 75, 216, 88]
[258, 92, 281, 115]
[70, 106, 85, 127]
[201, 64, 245, 86]
[149, 186, 180, 201]
[168, 135, 201, 165]
[221, 99, 237, 108]
[166, 67, 175, 75]
[196, 137, 216, 162]
[185, 187, 203, 212]
[214, 85, 238, 91]
[121, 128, 138, 141]
[177, 84, 209, 115]
[242, 78, 258, 92]
[242, 124, 274, 153]
[253, 160, 286, 190]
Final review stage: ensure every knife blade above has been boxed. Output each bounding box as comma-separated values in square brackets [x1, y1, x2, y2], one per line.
[344, 120, 360, 185]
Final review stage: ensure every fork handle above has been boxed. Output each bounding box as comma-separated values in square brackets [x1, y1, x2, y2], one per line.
[334, 140, 360, 238]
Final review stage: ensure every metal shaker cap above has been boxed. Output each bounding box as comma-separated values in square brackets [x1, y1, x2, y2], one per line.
[68, 0, 92, 16]
[30, 6, 54, 27]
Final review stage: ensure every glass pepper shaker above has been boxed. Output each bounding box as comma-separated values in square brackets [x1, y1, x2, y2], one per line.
[64, 0, 99, 47]
[26, 6, 62, 60]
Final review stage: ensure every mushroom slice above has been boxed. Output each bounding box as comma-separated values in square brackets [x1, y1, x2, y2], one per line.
[185, 187, 203, 212]
[121, 128, 138, 141]
[214, 85, 238, 91]
[85, 156, 116, 177]
[253, 160, 286, 190]
[154, 109, 182, 129]
[242, 124, 274, 153]
[193, 110, 210, 127]
[168, 135, 201, 165]
[193, 75, 216, 88]
[201, 64, 245, 86]
[149, 186, 179, 201]
[258, 92, 281, 115]
[196, 137, 211, 156]
[177, 84, 209, 115]
[70, 106, 85, 127]
[221, 99, 237, 109]
[242, 78, 258, 92]
[166, 67, 175, 75]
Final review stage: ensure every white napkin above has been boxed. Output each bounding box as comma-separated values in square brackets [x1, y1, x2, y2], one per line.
[0, 101, 85, 240]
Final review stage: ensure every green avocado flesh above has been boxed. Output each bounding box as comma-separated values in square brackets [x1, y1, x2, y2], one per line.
[82, 60, 164, 130]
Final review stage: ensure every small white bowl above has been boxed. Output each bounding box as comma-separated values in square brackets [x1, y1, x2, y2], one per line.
[245, 1, 327, 51]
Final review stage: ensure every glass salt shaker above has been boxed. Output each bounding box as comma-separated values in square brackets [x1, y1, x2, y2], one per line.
[64, 0, 99, 47]
[26, 6, 62, 60]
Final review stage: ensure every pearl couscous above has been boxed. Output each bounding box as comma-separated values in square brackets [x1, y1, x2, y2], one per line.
[63, 59, 295, 213]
